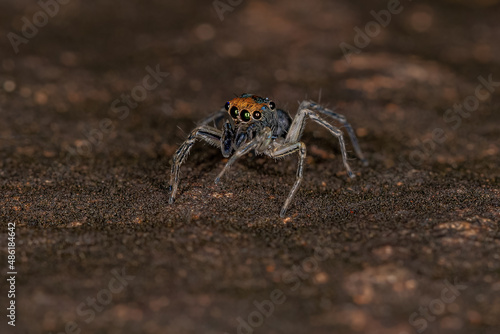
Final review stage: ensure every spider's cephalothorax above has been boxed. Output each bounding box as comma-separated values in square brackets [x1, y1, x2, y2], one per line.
[169, 93, 367, 217]
[221, 94, 292, 158]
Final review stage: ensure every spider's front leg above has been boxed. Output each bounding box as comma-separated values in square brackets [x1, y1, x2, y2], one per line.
[169, 125, 222, 204]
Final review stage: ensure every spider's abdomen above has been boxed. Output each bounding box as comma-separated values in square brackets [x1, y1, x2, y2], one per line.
[274, 109, 292, 138]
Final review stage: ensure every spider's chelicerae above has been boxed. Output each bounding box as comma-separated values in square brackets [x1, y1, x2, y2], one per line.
[169, 94, 367, 217]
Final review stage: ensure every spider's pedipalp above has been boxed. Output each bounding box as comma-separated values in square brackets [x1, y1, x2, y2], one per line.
[215, 127, 272, 184]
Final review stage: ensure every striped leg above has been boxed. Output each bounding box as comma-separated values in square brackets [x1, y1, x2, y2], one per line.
[286, 101, 365, 179]
[304, 101, 367, 165]
[269, 141, 307, 217]
[198, 108, 227, 127]
[169, 125, 222, 204]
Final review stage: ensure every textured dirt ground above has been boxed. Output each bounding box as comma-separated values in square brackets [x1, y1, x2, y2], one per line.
[1, 0, 499, 333]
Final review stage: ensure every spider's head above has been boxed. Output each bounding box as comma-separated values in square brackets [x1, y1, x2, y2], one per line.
[224, 94, 276, 126]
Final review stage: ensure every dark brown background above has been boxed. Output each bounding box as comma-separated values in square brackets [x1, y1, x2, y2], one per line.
[1, 0, 499, 333]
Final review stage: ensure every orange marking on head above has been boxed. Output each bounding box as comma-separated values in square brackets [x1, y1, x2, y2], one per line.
[226, 95, 273, 123]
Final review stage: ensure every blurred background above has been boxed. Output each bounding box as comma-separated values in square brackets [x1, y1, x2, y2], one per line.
[1, 0, 499, 333]
[0, 0, 499, 167]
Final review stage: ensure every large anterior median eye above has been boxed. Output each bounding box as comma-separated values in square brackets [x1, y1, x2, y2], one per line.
[241, 109, 251, 122]
[230, 106, 239, 118]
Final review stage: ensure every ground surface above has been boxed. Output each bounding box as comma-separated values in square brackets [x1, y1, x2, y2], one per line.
[1, 0, 499, 333]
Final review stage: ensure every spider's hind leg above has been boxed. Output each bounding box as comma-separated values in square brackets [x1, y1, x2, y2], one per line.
[269, 141, 307, 217]
[169, 125, 222, 204]
[286, 101, 366, 179]
[198, 108, 227, 127]
[304, 101, 367, 166]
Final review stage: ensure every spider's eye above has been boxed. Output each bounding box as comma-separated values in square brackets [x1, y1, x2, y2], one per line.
[241, 109, 251, 122]
[269, 101, 276, 110]
[225, 102, 230, 111]
[230, 106, 239, 118]
[253, 111, 262, 119]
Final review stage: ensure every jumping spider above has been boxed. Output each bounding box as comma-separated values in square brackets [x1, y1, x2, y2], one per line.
[169, 94, 367, 217]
